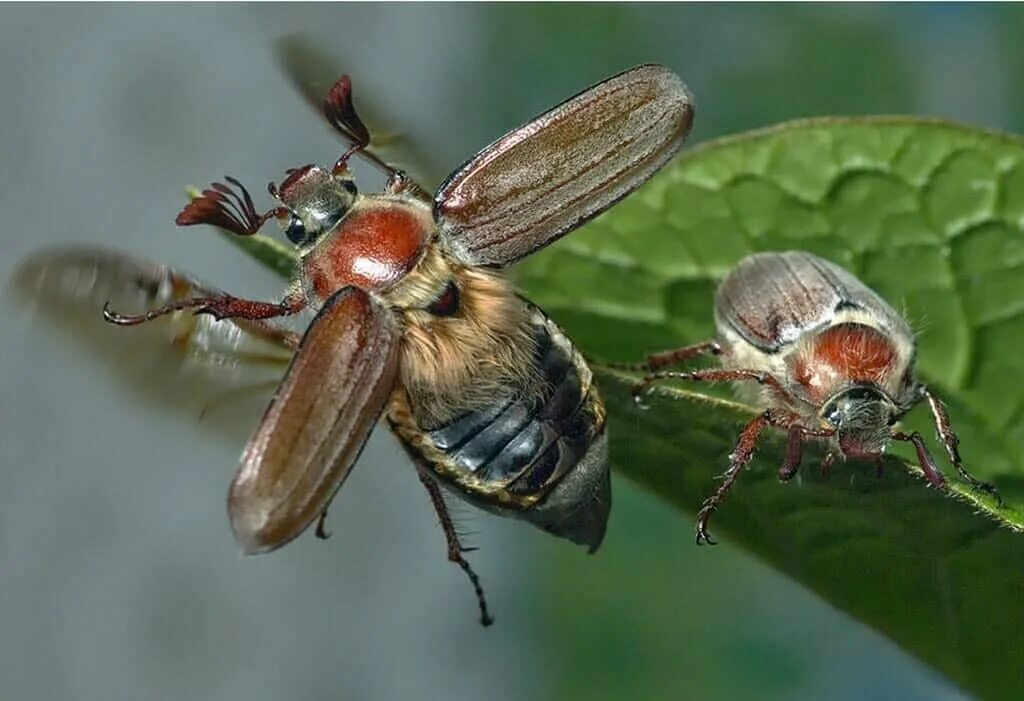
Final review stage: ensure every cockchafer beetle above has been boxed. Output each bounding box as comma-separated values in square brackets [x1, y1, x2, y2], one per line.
[95, 66, 695, 624]
[628, 250, 1000, 545]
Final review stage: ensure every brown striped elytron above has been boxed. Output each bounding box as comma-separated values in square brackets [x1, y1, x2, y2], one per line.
[88, 65, 695, 624]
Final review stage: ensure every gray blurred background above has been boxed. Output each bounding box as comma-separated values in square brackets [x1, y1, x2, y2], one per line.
[3, 5, 1021, 701]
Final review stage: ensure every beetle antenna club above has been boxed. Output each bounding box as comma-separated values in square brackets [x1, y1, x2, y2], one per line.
[628, 251, 1000, 544]
[322, 75, 370, 150]
[321, 74, 399, 182]
[176, 176, 289, 236]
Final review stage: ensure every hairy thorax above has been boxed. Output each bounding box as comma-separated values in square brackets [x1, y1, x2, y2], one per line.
[786, 311, 915, 409]
[719, 307, 916, 423]
[383, 242, 541, 428]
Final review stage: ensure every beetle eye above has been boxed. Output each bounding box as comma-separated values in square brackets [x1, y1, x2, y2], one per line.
[284, 216, 307, 245]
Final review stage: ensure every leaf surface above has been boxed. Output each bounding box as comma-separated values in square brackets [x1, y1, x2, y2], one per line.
[515, 118, 1024, 700]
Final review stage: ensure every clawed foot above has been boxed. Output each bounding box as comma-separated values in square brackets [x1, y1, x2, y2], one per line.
[315, 511, 332, 540]
[962, 473, 1002, 507]
[695, 507, 718, 546]
[103, 295, 240, 326]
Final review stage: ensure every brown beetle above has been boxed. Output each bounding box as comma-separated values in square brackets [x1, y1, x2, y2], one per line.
[99, 66, 695, 624]
[630, 251, 999, 545]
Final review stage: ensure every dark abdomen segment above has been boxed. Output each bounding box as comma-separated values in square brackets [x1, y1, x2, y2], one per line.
[387, 305, 610, 551]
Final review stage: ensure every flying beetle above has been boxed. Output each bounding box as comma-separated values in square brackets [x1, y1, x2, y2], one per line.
[85, 65, 695, 625]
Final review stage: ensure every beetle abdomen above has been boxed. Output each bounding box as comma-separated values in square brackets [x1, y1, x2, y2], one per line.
[387, 306, 610, 551]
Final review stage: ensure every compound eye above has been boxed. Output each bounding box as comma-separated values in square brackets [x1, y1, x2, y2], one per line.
[284, 216, 307, 245]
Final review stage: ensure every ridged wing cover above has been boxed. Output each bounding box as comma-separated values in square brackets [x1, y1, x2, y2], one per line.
[714, 251, 912, 352]
[435, 64, 694, 267]
[229, 287, 400, 553]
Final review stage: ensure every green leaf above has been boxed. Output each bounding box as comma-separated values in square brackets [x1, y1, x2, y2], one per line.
[203, 117, 1024, 698]
[515, 118, 1024, 700]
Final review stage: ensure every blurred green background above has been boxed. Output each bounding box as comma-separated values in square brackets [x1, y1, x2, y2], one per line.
[4, 4, 1023, 701]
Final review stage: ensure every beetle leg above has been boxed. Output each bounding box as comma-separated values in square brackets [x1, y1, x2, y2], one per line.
[632, 368, 789, 408]
[315, 509, 332, 540]
[103, 292, 305, 327]
[892, 431, 946, 489]
[821, 452, 835, 477]
[920, 386, 1002, 504]
[417, 472, 494, 627]
[778, 427, 804, 482]
[778, 424, 837, 482]
[611, 340, 720, 373]
[696, 411, 773, 545]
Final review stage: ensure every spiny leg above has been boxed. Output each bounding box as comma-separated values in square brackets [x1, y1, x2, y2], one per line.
[632, 368, 789, 408]
[417, 472, 494, 627]
[104, 293, 305, 327]
[920, 386, 1001, 504]
[779, 424, 837, 482]
[892, 431, 946, 489]
[609, 340, 721, 373]
[778, 427, 804, 482]
[628, 368, 797, 544]
[696, 411, 774, 545]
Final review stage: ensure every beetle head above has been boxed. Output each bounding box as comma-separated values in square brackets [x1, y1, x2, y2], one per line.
[821, 385, 899, 458]
[272, 165, 358, 246]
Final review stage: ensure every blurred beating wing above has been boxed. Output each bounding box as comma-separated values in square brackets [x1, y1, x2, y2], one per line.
[13, 244, 298, 359]
[274, 34, 441, 188]
[228, 286, 400, 554]
[13, 244, 299, 449]
[435, 64, 694, 267]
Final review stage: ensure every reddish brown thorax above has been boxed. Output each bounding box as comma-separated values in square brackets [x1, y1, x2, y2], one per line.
[791, 323, 898, 403]
[302, 199, 431, 298]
